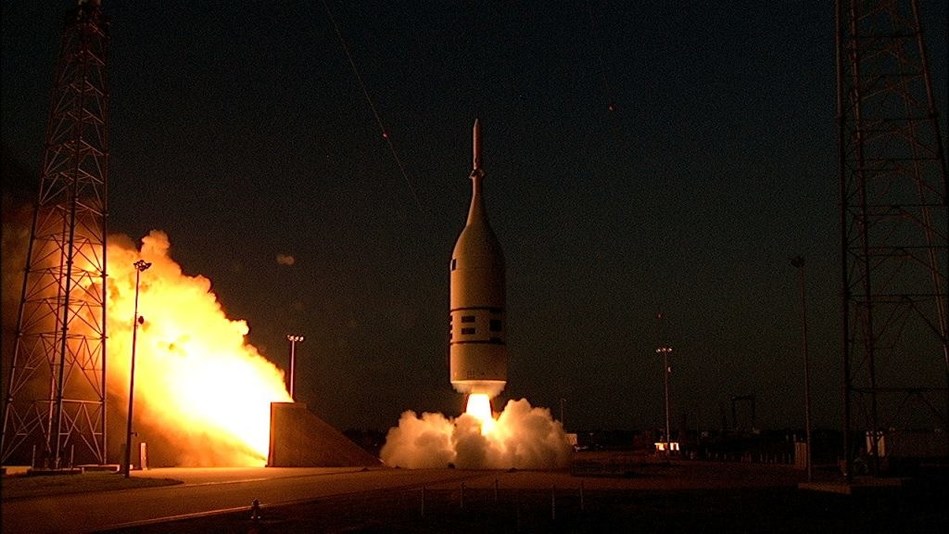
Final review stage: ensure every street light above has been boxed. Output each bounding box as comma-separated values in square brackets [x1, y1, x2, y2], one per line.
[656, 345, 673, 456]
[286, 335, 304, 400]
[124, 259, 151, 478]
[791, 255, 813, 482]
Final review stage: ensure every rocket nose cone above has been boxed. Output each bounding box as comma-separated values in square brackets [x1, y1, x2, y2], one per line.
[472, 119, 481, 171]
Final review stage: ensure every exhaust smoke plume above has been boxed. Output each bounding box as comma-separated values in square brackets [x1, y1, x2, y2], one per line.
[380, 398, 572, 469]
[106, 231, 292, 466]
[2, 219, 291, 466]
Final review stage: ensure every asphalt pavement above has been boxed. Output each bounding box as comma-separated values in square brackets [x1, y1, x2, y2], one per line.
[6, 457, 939, 533]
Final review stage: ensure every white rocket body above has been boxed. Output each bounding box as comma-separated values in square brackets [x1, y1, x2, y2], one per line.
[449, 119, 507, 396]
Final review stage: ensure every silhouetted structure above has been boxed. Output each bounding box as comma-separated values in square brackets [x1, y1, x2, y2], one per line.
[730, 394, 756, 432]
[268, 403, 381, 467]
[1, 0, 110, 468]
[836, 0, 948, 478]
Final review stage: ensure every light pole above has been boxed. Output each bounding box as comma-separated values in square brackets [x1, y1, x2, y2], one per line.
[124, 259, 151, 478]
[656, 345, 673, 456]
[791, 255, 813, 482]
[286, 335, 304, 400]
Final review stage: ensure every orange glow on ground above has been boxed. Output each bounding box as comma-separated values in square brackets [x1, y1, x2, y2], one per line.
[465, 393, 496, 435]
[107, 231, 292, 466]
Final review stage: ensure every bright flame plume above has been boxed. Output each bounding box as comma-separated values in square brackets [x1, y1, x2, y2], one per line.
[107, 231, 291, 466]
[465, 393, 496, 435]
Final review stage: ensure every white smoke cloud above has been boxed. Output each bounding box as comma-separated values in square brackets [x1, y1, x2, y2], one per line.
[276, 253, 296, 266]
[380, 398, 572, 469]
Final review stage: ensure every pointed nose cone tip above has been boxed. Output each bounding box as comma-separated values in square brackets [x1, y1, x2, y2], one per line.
[472, 119, 481, 171]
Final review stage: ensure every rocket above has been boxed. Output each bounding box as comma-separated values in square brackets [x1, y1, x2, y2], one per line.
[449, 119, 508, 397]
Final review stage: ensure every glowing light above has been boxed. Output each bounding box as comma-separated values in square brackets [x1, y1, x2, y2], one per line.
[381, 398, 572, 470]
[106, 231, 292, 466]
[465, 393, 496, 435]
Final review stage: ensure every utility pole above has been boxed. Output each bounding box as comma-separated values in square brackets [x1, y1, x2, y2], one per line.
[286, 335, 304, 400]
[792, 256, 813, 482]
[656, 311, 673, 456]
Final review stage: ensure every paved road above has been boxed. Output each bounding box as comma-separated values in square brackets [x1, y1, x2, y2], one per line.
[2, 461, 811, 533]
[2, 467, 477, 533]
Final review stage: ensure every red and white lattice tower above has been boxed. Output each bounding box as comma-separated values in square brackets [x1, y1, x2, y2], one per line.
[1, 0, 110, 468]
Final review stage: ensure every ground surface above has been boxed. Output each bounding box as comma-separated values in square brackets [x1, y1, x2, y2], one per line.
[1, 471, 181, 499]
[3, 455, 946, 533]
[107, 484, 949, 533]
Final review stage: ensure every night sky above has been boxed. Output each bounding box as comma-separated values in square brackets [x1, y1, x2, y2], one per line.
[2, 1, 947, 434]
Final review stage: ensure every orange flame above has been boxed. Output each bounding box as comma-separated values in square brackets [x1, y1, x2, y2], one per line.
[107, 231, 291, 466]
[465, 393, 496, 435]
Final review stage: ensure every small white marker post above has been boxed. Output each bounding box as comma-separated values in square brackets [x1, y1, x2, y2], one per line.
[551, 485, 556, 520]
[580, 481, 585, 511]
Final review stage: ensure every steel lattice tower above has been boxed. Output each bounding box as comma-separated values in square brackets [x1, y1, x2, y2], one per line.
[1, 0, 110, 468]
[836, 0, 948, 477]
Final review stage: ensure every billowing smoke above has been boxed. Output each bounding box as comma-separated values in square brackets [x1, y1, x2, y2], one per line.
[106, 230, 293, 466]
[380, 398, 572, 469]
[2, 216, 291, 466]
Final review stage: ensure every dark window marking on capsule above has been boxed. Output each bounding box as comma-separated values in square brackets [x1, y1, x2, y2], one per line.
[451, 306, 503, 312]
[454, 339, 505, 345]
[461, 327, 475, 335]
[451, 259, 457, 271]
[461, 315, 475, 323]
[490, 319, 502, 332]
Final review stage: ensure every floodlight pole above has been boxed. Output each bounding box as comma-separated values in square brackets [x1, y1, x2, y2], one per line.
[286, 335, 304, 400]
[657, 346, 673, 456]
[124, 259, 151, 478]
[792, 256, 813, 482]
